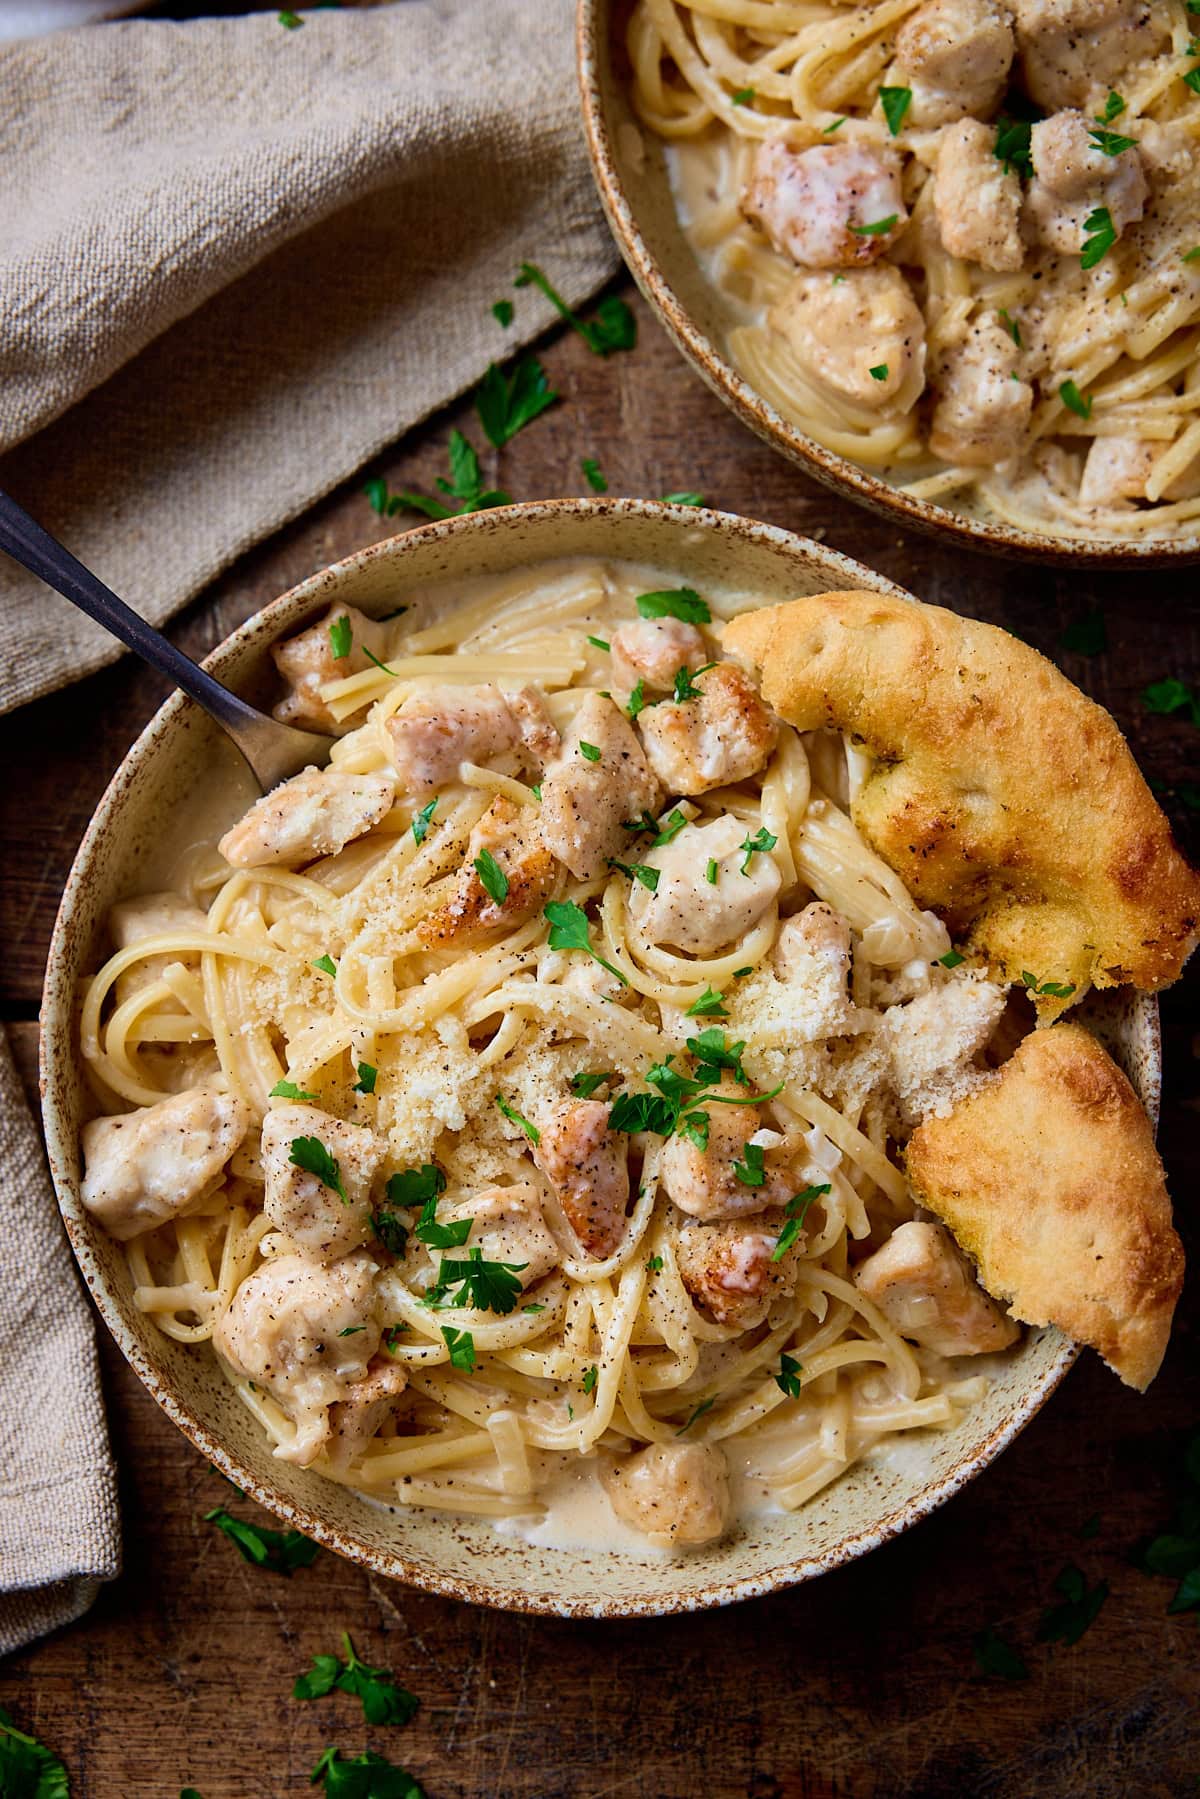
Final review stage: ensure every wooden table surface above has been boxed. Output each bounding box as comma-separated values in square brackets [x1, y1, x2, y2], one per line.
[1, 276, 1198, 1799]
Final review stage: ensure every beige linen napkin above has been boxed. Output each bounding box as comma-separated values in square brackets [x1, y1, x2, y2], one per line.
[0, 0, 619, 712]
[0, 1032, 120, 1656]
[0, 0, 618, 1648]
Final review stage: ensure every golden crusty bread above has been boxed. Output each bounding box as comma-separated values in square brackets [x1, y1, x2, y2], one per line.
[906, 1024, 1183, 1390]
[723, 591, 1200, 1013]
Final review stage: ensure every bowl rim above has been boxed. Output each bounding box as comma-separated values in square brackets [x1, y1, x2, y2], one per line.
[39, 496, 1119, 1617]
[575, 0, 1200, 569]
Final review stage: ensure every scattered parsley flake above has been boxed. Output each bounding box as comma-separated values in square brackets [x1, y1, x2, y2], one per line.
[676, 1396, 716, 1435]
[938, 949, 965, 969]
[278, 9, 303, 26]
[338, 1325, 366, 1337]
[972, 1626, 1029, 1680]
[823, 116, 846, 132]
[774, 1351, 803, 1400]
[733, 966, 753, 978]
[544, 898, 628, 987]
[1097, 90, 1126, 123]
[271, 1079, 320, 1102]
[733, 1140, 766, 1187]
[492, 298, 514, 327]
[772, 1185, 830, 1261]
[352, 1062, 377, 1095]
[852, 213, 898, 236]
[705, 858, 719, 885]
[582, 457, 608, 493]
[994, 115, 1033, 178]
[313, 953, 337, 977]
[671, 661, 716, 702]
[294, 1631, 419, 1727]
[372, 1209, 410, 1257]
[441, 1325, 477, 1372]
[731, 86, 755, 105]
[309, 1747, 426, 1799]
[879, 86, 911, 135]
[391, 428, 512, 520]
[474, 848, 509, 906]
[1080, 206, 1115, 270]
[608, 1090, 680, 1137]
[204, 1507, 318, 1574]
[579, 740, 602, 763]
[425, 1246, 528, 1316]
[582, 1365, 599, 1395]
[328, 614, 353, 660]
[869, 363, 889, 381]
[635, 586, 711, 624]
[650, 808, 689, 846]
[625, 678, 647, 719]
[1061, 609, 1107, 655]
[415, 1190, 471, 1251]
[361, 646, 397, 677]
[587, 635, 610, 652]
[475, 356, 558, 448]
[645, 1254, 664, 1273]
[609, 858, 660, 892]
[411, 797, 438, 844]
[1020, 971, 1077, 998]
[1088, 125, 1136, 155]
[494, 1094, 540, 1142]
[522, 1302, 547, 1314]
[289, 1135, 346, 1202]
[739, 826, 777, 873]
[515, 262, 637, 355]
[686, 986, 728, 1017]
[1037, 1564, 1109, 1645]
[998, 308, 1021, 346]
[1183, 64, 1200, 95]
[0, 1706, 70, 1799]
[1059, 378, 1092, 419]
[570, 1070, 613, 1098]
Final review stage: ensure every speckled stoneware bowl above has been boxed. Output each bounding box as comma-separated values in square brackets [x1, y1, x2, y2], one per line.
[40, 501, 1160, 1616]
[577, 0, 1200, 569]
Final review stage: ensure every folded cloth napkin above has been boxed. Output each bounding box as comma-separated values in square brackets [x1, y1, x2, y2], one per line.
[0, 1031, 120, 1656]
[0, 0, 617, 1647]
[0, 0, 619, 713]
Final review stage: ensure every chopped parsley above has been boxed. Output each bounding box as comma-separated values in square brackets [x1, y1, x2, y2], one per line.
[1088, 125, 1136, 155]
[650, 808, 689, 846]
[289, 1135, 347, 1202]
[993, 116, 1033, 178]
[363, 476, 392, 516]
[389, 429, 512, 520]
[353, 1061, 377, 1095]
[0, 1706, 70, 1799]
[998, 308, 1021, 346]
[515, 262, 637, 355]
[424, 1246, 528, 1315]
[608, 1091, 680, 1136]
[328, 614, 353, 660]
[822, 116, 846, 133]
[1184, 246, 1200, 263]
[739, 826, 777, 873]
[705, 858, 719, 885]
[415, 1193, 472, 1251]
[1020, 971, 1077, 998]
[676, 1396, 716, 1435]
[609, 858, 660, 892]
[733, 1141, 766, 1187]
[361, 645, 398, 677]
[868, 363, 889, 381]
[635, 586, 711, 624]
[687, 1026, 749, 1085]
[492, 298, 514, 326]
[587, 634, 610, 651]
[494, 1094, 540, 1142]
[411, 797, 437, 844]
[474, 848, 509, 905]
[851, 214, 898, 236]
[204, 1507, 318, 1574]
[579, 739, 602, 763]
[772, 1185, 830, 1261]
[338, 1325, 366, 1336]
[608, 1030, 779, 1143]
[1183, 64, 1200, 95]
[1096, 90, 1126, 123]
[1135, 1429, 1200, 1619]
[774, 1351, 803, 1400]
[387, 1165, 445, 1209]
[731, 86, 755, 105]
[582, 1365, 599, 1395]
[661, 491, 706, 506]
[544, 898, 628, 987]
[569, 1070, 613, 1098]
[1061, 609, 1107, 655]
[475, 355, 558, 448]
[879, 85, 911, 135]
[1080, 206, 1115, 270]
[670, 661, 716, 702]
[625, 678, 647, 719]
[294, 1631, 419, 1726]
[313, 953, 338, 977]
[582, 457, 608, 492]
[310, 1747, 426, 1798]
[271, 1079, 320, 1102]
[645, 1254, 664, 1273]
[686, 986, 728, 1018]
[278, 9, 303, 26]
[938, 948, 965, 969]
[972, 1626, 1030, 1680]
[1059, 378, 1092, 419]
[383, 1323, 407, 1354]
[1036, 1564, 1109, 1645]
[1142, 676, 1200, 723]
[371, 1208, 410, 1257]
[441, 1325, 477, 1372]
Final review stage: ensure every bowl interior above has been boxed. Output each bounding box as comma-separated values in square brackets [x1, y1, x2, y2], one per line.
[577, 0, 1200, 568]
[39, 501, 1158, 1616]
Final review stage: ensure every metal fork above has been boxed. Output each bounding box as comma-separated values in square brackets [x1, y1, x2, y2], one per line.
[0, 488, 331, 792]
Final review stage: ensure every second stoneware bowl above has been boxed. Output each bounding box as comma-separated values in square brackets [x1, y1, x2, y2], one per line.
[39, 500, 1158, 1616]
[576, 0, 1200, 568]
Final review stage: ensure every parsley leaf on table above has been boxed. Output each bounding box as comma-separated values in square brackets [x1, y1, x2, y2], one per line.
[1060, 609, 1107, 655]
[475, 356, 558, 448]
[515, 262, 637, 355]
[0, 1706, 70, 1799]
[1036, 1564, 1109, 1645]
[1142, 676, 1200, 724]
[380, 431, 512, 521]
[309, 1746, 427, 1798]
[294, 1632, 419, 1727]
[204, 1508, 318, 1574]
[972, 1626, 1030, 1680]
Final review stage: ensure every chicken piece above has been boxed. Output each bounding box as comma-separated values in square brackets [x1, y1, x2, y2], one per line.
[768, 265, 926, 411]
[110, 891, 208, 1008]
[723, 590, 1200, 1005]
[603, 1442, 731, 1547]
[907, 1022, 1183, 1389]
[1079, 435, 1200, 508]
[883, 973, 1006, 1123]
[534, 1100, 630, 1258]
[929, 318, 1033, 467]
[894, 0, 1015, 124]
[1013, 0, 1169, 112]
[326, 1356, 409, 1468]
[539, 692, 663, 880]
[416, 796, 558, 949]
[772, 902, 858, 1035]
[637, 663, 778, 798]
[854, 1220, 1019, 1355]
[661, 1083, 793, 1221]
[218, 766, 394, 869]
[442, 1183, 559, 1290]
[384, 683, 557, 797]
[933, 119, 1024, 271]
[629, 813, 781, 955]
[272, 605, 392, 733]
[1026, 109, 1147, 255]
[81, 1088, 249, 1242]
[610, 616, 708, 703]
[677, 1215, 803, 1329]
[260, 1102, 384, 1259]
[1136, 117, 1195, 185]
[213, 1250, 380, 1464]
[741, 139, 908, 268]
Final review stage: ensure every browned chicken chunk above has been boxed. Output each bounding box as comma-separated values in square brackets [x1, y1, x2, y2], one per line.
[539, 692, 663, 879]
[534, 1099, 630, 1257]
[272, 605, 392, 733]
[218, 766, 394, 869]
[417, 796, 558, 948]
[854, 1220, 1019, 1355]
[677, 1215, 804, 1329]
[637, 663, 778, 797]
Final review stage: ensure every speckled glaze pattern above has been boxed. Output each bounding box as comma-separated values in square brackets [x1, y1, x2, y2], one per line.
[576, 0, 1200, 569]
[40, 501, 1161, 1617]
